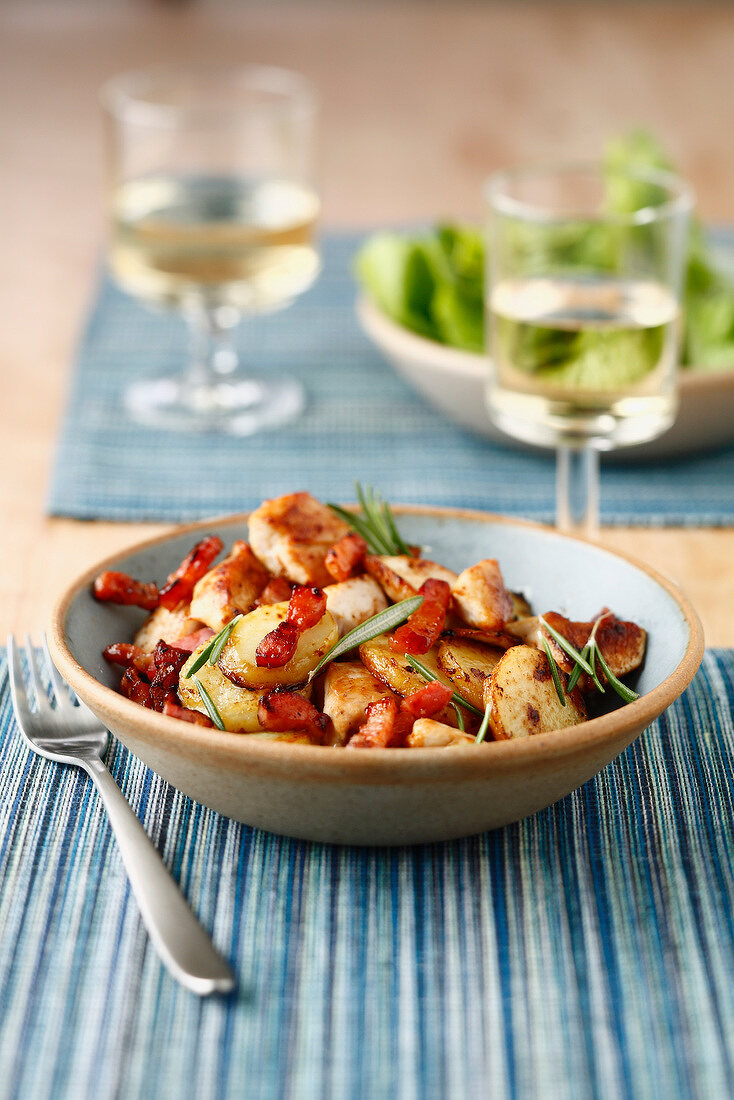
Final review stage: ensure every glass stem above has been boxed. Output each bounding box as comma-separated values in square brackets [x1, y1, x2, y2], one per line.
[556, 445, 600, 537]
[184, 306, 241, 402]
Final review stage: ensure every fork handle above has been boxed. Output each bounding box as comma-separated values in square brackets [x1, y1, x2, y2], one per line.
[83, 756, 235, 996]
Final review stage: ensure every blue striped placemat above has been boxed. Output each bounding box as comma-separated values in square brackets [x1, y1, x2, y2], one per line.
[1, 647, 733, 1099]
[47, 234, 734, 526]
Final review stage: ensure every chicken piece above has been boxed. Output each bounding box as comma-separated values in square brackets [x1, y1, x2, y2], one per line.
[189, 540, 270, 633]
[321, 661, 397, 745]
[406, 719, 475, 748]
[364, 555, 458, 603]
[324, 576, 388, 638]
[451, 559, 513, 631]
[247, 492, 350, 586]
[133, 605, 203, 653]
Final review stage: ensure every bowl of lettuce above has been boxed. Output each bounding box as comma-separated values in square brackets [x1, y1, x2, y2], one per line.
[356, 133, 734, 459]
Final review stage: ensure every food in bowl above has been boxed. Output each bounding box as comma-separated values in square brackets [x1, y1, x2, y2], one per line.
[93, 487, 646, 748]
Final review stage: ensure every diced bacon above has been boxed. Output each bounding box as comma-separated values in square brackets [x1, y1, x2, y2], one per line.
[256, 576, 294, 606]
[171, 627, 215, 653]
[255, 621, 300, 668]
[346, 696, 410, 749]
[389, 578, 451, 655]
[158, 535, 223, 611]
[120, 666, 153, 707]
[257, 690, 329, 740]
[93, 572, 159, 611]
[401, 679, 454, 719]
[256, 585, 327, 667]
[150, 641, 190, 692]
[440, 627, 518, 650]
[162, 701, 215, 728]
[286, 586, 327, 630]
[325, 533, 367, 583]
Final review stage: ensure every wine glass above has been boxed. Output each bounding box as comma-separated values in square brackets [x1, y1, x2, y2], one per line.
[484, 162, 692, 535]
[101, 64, 319, 434]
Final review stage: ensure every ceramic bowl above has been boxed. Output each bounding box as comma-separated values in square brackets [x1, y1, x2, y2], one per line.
[358, 296, 734, 460]
[48, 508, 704, 846]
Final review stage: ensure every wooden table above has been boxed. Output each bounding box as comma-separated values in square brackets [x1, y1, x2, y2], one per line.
[2, 1, 733, 644]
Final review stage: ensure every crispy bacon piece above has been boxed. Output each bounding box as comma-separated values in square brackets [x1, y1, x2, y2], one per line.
[286, 586, 327, 630]
[93, 572, 159, 611]
[256, 576, 294, 606]
[346, 696, 410, 749]
[120, 666, 153, 707]
[103, 642, 147, 669]
[150, 640, 190, 692]
[162, 700, 216, 727]
[401, 679, 454, 719]
[325, 533, 368, 583]
[256, 621, 300, 668]
[171, 626, 214, 653]
[158, 536, 223, 611]
[257, 690, 329, 740]
[256, 585, 327, 667]
[389, 578, 452, 656]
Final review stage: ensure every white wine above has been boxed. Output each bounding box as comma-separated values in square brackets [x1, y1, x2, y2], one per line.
[109, 175, 320, 312]
[487, 276, 680, 448]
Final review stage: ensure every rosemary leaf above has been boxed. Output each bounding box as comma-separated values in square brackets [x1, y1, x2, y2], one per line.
[308, 595, 423, 681]
[327, 503, 386, 554]
[405, 654, 484, 717]
[474, 702, 492, 745]
[186, 615, 243, 678]
[538, 616, 594, 676]
[566, 643, 589, 694]
[452, 702, 465, 732]
[594, 647, 640, 704]
[586, 642, 606, 694]
[383, 500, 412, 555]
[541, 635, 567, 707]
[192, 676, 226, 730]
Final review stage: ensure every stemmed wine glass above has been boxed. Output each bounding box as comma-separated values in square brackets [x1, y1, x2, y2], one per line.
[484, 162, 692, 535]
[101, 63, 319, 434]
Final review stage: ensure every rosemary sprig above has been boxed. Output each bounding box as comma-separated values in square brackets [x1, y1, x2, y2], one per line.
[566, 614, 606, 694]
[405, 654, 484, 717]
[474, 702, 492, 745]
[308, 595, 423, 681]
[548, 611, 639, 704]
[185, 614, 243, 678]
[538, 616, 595, 676]
[328, 482, 412, 556]
[541, 635, 567, 707]
[192, 676, 226, 730]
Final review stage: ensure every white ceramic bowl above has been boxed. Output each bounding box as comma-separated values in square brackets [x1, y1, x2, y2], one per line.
[358, 296, 734, 460]
[49, 508, 704, 846]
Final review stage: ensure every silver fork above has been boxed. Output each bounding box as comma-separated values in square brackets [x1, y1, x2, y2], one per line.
[7, 635, 235, 997]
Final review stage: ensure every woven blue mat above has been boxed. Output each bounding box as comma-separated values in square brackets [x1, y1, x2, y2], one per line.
[47, 234, 734, 526]
[1, 648, 733, 1100]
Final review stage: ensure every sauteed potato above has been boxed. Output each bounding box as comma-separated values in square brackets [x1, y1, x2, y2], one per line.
[94, 489, 646, 747]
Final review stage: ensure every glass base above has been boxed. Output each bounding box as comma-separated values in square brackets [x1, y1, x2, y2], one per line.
[124, 373, 305, 435]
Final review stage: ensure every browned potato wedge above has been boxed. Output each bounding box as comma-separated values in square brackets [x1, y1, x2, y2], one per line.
[217, 602, 338, 690]
[406, 719, 475, 748]
[509, 591, 533, 620]
[451, 559, 513, 631]
[179, 646, 268, 732]
[437, 638, 505, 710]
[133, 605, 203, 652]
[189, 540, 269, 632]
[358, 636, 459, 727]
[321, 661, 397, 745]
[364, 555, 458, 602]
[486, 644, 587, 740]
